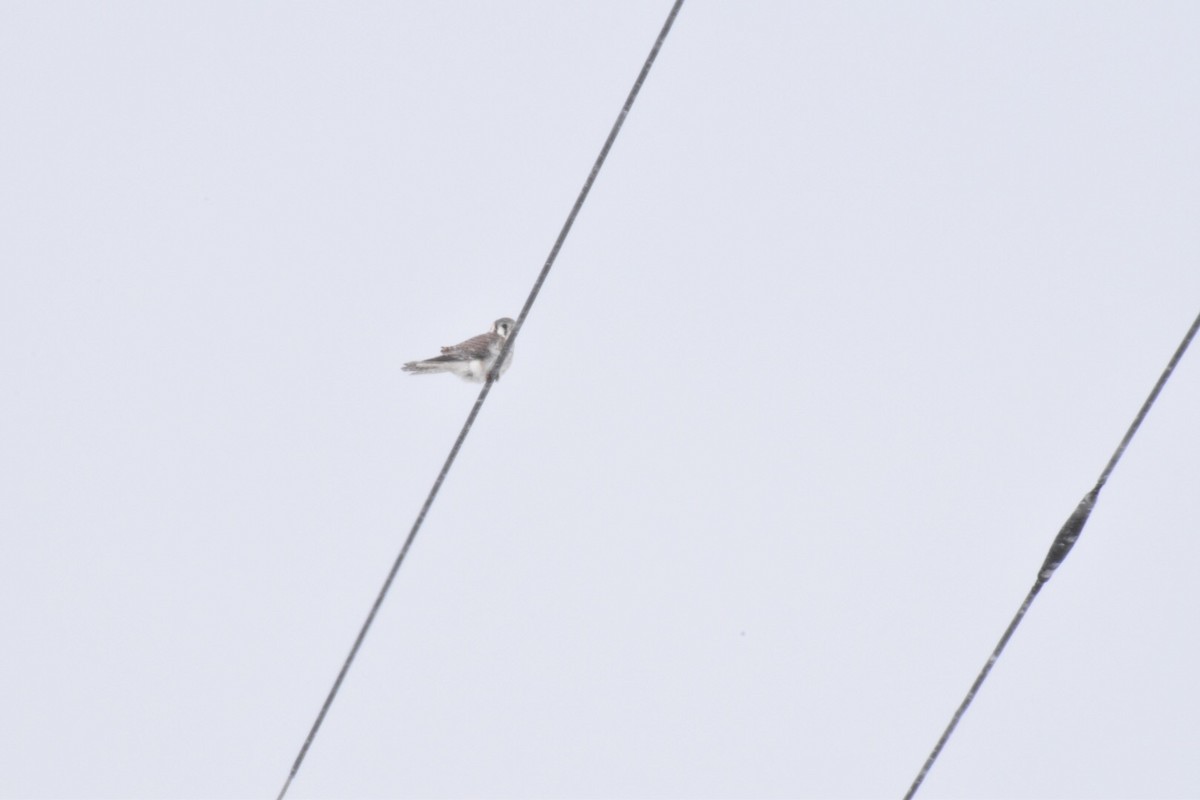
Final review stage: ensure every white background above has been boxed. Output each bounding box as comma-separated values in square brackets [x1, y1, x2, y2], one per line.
[2, 3, 1199, 798]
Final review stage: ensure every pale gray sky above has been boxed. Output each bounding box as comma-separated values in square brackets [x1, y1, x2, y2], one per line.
[2, 3, 1199, 798]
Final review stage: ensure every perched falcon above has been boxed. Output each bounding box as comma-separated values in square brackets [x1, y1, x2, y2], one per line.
[402, 317, 515, 382]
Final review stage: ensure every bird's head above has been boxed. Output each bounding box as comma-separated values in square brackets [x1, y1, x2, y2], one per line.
[494, 317, 516, 338]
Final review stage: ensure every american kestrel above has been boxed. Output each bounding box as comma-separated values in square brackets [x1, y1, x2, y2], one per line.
[402, 317, 515, 382]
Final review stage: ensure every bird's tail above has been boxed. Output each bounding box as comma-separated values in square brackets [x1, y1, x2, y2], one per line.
[402, 360, 447, 375]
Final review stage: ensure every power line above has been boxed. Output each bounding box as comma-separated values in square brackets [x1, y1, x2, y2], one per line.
[273, 3, 684, 798]
[903, 308, 1200, 800]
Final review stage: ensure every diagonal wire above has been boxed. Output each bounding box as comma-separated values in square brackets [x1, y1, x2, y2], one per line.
[274, 3, 684, 798]
[903, 308, 1200, 800]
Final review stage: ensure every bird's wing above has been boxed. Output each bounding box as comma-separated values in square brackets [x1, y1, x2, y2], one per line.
[440, 332, 497, 359]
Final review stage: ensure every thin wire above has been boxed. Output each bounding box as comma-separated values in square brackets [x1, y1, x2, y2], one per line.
[904, 308, 1200, 800]
[490, 0, 685, 377]
[274, 4, 684, 798]
[903, 578, 1046, 800]
[1094, 310, 1200, 492]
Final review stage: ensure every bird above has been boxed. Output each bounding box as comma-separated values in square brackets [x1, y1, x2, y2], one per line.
[402, 317, 516, 382]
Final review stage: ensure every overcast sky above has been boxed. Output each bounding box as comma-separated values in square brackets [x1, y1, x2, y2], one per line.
[3, 3, 1199, 798]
